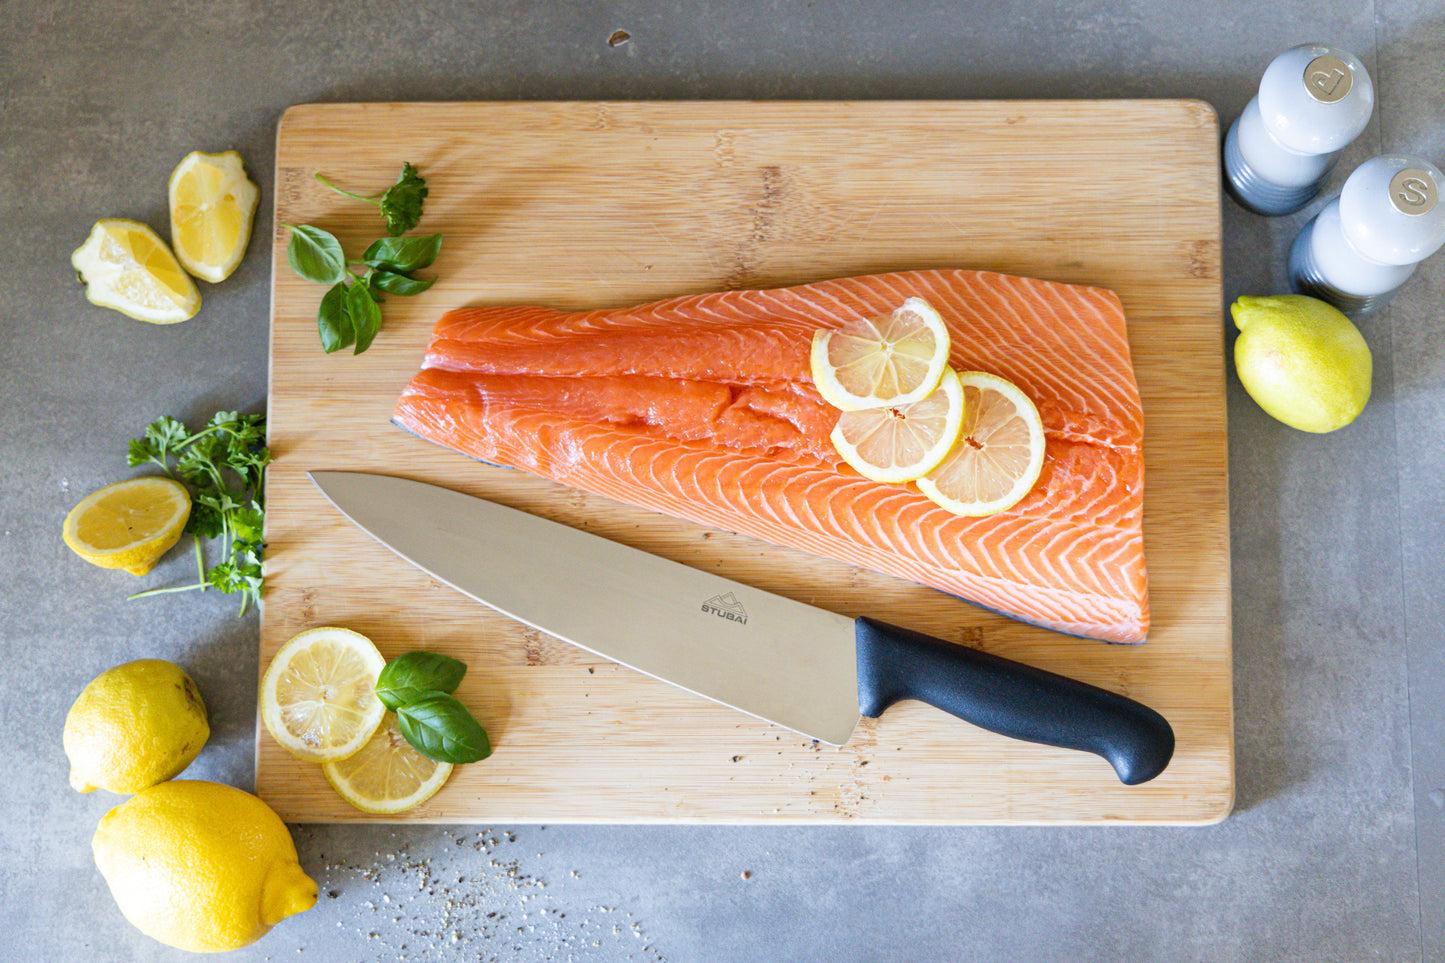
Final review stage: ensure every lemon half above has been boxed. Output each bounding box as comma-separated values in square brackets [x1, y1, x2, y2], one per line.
[830, 367, 965, 483]
[261, 627, 387, 763]
[71, 219, 200, 324]
[810, 298, 952, 410]
[323, 712, 454, 815]
[63, 476, 192, 576]
[917, 371, 1046, 516]
[168, 150, 260, 283]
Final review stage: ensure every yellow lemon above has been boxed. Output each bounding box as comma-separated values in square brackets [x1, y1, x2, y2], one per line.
[62, 476, 191, 576]
[261, 626, 388, 762]
[71, 218, 200, 323]
[64, 659, 209, 794]
[168, 150, 260, 283]
[830, 367, 965, 483]
[810, 297, 952, 410]
[1231, 294, 1372, 433]
[917, 370, 1046, 516]
[92, 780, 318, 953]
[323, 712, 454, 815]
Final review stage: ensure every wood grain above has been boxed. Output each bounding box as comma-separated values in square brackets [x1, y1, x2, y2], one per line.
[259, 101, 1232, 824]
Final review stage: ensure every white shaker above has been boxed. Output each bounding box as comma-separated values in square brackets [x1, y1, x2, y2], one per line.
[1223, 43, 1374, 215]
[1287, 155, 1445, 318]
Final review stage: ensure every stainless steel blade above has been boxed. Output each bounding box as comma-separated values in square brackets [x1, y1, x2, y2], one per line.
[310, 471, 861, 744]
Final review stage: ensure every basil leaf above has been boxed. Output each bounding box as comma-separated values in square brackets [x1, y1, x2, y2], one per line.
[369, 268, 435, 297]
[317, 281, 353, 352]
[362, 234, 441, 274]
[346, 279, 383, 354]
[396, 693, 491, 764]
[286, 225, 346, 284]
[375, 651, 467, 711]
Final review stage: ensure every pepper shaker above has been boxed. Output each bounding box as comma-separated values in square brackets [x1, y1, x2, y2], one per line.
[1287, 155, 1445, 318]
[1223, 43, 1374, 215]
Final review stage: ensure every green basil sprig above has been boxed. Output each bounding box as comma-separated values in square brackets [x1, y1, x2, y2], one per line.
[284, 162, 441, 356]
[376, 651, 491, 764]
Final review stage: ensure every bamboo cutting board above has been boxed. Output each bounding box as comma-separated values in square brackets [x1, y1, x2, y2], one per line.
[259, 101, 1232, 824]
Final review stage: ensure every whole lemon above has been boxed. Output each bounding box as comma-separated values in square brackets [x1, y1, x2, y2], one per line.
[92, 780, 318, 953]
[64, 659, 209, 794]
[1231, 294, 1373, 433]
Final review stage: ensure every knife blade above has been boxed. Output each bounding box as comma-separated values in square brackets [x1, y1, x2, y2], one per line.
[309, 471, 1174, 785]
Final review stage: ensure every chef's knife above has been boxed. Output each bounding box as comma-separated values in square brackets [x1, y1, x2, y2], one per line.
[309, 471, 1174, 785]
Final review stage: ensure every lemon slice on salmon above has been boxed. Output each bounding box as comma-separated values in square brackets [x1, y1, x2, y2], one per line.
[810, 298, 951, 410]
[71, 219, 201, 324]
[322, 712, 454, 815]
[62, 477, 192, 576]
[917, 371, 1046, 516]
[830, 368, 965, 483]
[261, 627, 387, 763]
[168, 150, 260, 283]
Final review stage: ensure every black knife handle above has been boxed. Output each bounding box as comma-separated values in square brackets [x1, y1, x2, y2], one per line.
[854, 617, 1174, 785]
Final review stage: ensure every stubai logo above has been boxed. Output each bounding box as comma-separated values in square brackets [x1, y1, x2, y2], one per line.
[701, 592, 749, 625]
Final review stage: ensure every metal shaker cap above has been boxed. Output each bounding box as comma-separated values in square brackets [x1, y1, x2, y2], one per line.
[1339, 156, 1445, 265]
[1257, 43, 1374, 154]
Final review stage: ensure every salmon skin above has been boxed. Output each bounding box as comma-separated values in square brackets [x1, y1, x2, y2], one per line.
[394, 269, 1149, 644]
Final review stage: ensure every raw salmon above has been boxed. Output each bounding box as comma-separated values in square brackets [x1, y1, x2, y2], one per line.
[394, 269, 1149, 643]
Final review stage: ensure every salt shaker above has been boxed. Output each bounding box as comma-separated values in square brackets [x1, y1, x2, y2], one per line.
[1287, 155, 1445, 318]
[1223, 43, 1374, 215]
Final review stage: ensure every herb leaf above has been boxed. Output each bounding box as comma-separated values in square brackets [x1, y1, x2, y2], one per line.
[396, 693, 492, 764]
[125, 412, 270, 616]
[368, 269, 435, 296]
[317, 281, 353, 353]
[347, 279, 383, 354]
[375, 651, 468, 711]
[362, 234, 441, 274]
[286, 226, 346, 284]
[378, 163, 428, 236]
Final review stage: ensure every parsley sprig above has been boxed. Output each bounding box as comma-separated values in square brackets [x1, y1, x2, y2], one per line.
[126, 412, 270, 615]
[285, 162, 441, 355]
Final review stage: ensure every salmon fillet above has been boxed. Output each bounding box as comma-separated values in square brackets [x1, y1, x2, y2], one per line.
[394, 269, 1149, 643]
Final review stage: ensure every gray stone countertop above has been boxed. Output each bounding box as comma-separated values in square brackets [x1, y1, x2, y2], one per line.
[3, 2, 1442, 960]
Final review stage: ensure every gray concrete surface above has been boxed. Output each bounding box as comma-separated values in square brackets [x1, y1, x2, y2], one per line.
[3, 1, 1441, 960]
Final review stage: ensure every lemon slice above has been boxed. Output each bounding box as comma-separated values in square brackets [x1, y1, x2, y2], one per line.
[830, 368, 964, 483]
[261, 627, 387, 763]
[811, 297, 951, 410]
[917, 371, 1046, 516]
[62, 477, 192, 576]
[322, 712, 454, 815]
[71, 219, 201, 324]
[168, 150, 260, 283]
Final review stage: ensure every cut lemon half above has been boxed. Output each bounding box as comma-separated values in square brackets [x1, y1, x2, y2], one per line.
[71, 219, 200, 324]
[323, 712, 454, 815]
[917, 371, 1046, 516]
[261, 627, 387, 763]
[62, 477, 192, 576]
[831, 368, 964, 483]
[810, 297, 951, 410]
[168, 150, 260, 283]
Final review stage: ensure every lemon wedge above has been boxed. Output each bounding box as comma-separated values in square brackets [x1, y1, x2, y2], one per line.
[810, 298, 951, 410]
[168, 150, 260, 283]
[830, 368, 964, 483]
[62, 477, 192, 576]
[917, 371, 1046, 516]
[322, 712, 454, 815]
[260, 627, 387, 763]
[71, 219, 201, 324]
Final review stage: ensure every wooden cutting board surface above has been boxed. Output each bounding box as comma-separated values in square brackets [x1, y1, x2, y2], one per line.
[259, 101, 1232, 824]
